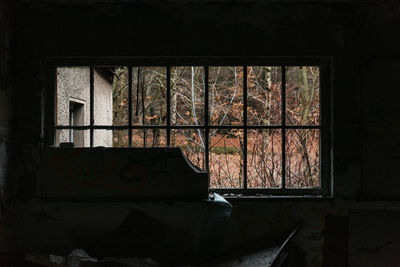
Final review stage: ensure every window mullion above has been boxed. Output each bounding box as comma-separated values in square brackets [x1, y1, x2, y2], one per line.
[139, 67, 146, 148]
[243, 66, 248, 190]
[167, 66, 171, 147]
[204, 66, 210, 176]
[90, 66, 94, 147]
[281, 66, 286, 189]
[128, 66, 132, 147]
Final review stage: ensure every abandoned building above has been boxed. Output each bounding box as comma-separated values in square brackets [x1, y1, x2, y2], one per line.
[1, 0, 400, 266]
[56, 67, 114, 147]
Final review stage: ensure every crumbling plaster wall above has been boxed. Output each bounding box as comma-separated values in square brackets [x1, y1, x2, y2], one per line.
[1, 1, 400, 266]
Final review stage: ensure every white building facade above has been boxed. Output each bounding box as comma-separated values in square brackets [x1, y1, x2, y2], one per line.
[56, 67, 113, 147]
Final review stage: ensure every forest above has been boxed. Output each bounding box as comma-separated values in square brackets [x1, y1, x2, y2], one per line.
[106, 65, 320, 189]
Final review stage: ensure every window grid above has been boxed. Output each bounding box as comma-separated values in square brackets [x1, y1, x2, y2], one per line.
[54, 64, 324, 195]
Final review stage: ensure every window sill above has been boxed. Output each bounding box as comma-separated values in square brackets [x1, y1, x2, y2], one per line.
[216, 193, 334, 202]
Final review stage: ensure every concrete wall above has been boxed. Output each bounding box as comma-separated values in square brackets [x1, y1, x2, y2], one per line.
[56, 67, 91, 146]
[1, 0, 400, 266]
[93, 69, 113, 147]
[56, 67, 112, 147]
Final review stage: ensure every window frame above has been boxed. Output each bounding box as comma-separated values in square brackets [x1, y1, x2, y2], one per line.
[43, 57, 333, 197]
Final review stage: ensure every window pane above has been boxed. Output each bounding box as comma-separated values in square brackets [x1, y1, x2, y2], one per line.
[132, 67, 167, 126]
[286, 66, 320, 125]
[93, 129, 113, 147]
[170, 66, 205, 126]
[285, 129, 320, 188]
[94, 130, 132, 147]
[209, 66, 244, 126]
[144, 129, 167, 147]
[171, 129, 205, 170]
[247, 66, 282, 125]
[132, 129, 145, 147]
[247, 129, 282, 188]
[209, 129, 244, 189]
[112, 67, 129, 126]
[112, 130, 129, 147]
[131, 129, 167, 147]
[56, 67, 90, 126]
[94, 67, 124, 126]
[55, 129, 89, 148]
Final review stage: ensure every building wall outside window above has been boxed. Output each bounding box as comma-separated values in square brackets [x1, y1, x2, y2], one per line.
[56, 67, 113, 147]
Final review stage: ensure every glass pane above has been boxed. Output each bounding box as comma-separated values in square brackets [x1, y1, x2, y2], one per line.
[286, 66, 320, 125]
[112, 130, 129, 147]
[94, 67, 124, 126]
[170, 66, 205, 125]
[171, 129, 205, 170]
[112, 67, 129, 126]
[247, 129, 282, 188]
[132, 129, 145, 147]
[56, 67, 90, 126]
[209, 66, 243, 126]
[93, 130, 130, 147]
[285, 129, 320, 188]
[247, 66, 282, 125]
[55, 129, 89, 148]
[132, 67, 167, 126]
[209, 129, 244, 188]
[145, 129, 167, 147]
[93, 129, 113, 147]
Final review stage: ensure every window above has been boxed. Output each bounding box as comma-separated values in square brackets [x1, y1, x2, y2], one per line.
[69, 100, 84, 147]
[48, 58, 332, 196]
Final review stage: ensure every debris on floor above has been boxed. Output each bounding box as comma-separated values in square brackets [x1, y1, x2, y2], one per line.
[25, 250, 159, 267]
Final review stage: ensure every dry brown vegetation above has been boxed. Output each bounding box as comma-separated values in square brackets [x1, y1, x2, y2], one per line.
[108, 65, 320, 189]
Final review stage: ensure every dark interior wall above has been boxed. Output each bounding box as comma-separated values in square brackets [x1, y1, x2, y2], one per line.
[2, 0, 400, 266]
[12, 1, 365, 196]
[0, 0, 12, 212]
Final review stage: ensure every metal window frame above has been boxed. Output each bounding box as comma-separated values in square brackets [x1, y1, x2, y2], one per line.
[44, 57, 332, 196]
